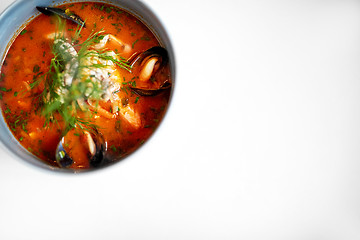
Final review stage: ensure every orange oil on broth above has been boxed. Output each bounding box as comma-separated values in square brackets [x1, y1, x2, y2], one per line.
[0, 2, 171, 169]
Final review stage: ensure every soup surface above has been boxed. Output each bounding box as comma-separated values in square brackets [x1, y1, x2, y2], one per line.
[0, 2, 172, 170]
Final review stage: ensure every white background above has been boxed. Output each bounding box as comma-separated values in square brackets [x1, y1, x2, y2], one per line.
[1, 0, 360, 239]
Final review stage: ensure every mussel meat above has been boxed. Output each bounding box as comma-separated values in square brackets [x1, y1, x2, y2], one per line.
[128, 46, 172, 96]
[36, 6, 86, 27]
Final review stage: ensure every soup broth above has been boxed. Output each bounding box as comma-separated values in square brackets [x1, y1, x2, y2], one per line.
[0, 2, 172, 170]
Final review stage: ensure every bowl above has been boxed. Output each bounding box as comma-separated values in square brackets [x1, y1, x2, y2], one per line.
[0, 0, 175, 172]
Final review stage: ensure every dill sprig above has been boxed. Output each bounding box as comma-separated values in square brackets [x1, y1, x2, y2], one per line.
[98, 51, 132, 72]
[31, 18, 132, 133]
[84, 49, 132, 72]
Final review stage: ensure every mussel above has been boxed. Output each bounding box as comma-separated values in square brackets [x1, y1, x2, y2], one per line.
[55, 129, 107, 168]
[36, 6, 85, 27]
[128, 46, 172, 96]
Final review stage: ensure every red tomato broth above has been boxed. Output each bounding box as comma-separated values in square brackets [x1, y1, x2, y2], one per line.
[0, 2, 171, 170]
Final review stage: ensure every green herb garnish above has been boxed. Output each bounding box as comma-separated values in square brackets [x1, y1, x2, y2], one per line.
[33, 64, 40, 73]
[32, 18, 132, 133]
[132, 39, 139, 49]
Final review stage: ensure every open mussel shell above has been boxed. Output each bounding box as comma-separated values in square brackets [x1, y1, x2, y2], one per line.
[56, 141, 73, 168]
[128, 46, 169, 69]
[55, 130, 107, 168]
[36, 6, 85, 27]
[128, 46, 171, 96]
[131, 81, 172, 96]
[89, 134, 107, 168]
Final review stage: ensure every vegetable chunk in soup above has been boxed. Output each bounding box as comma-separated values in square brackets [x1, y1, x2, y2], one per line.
[0, 2, 172, 170]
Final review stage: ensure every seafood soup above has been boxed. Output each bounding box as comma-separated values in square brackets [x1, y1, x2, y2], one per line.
[0, 2, 172, 170]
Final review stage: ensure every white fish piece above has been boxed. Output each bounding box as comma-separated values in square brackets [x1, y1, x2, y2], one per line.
[79, 50, 121, 102]
[92, 34, 131, 53]
[53, 38, 79, 86]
